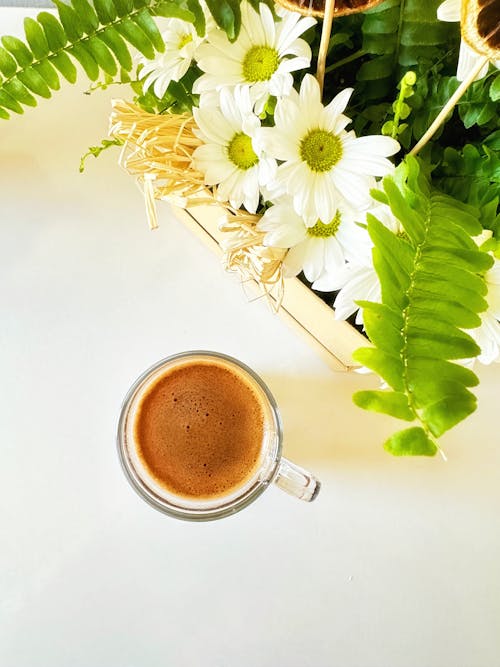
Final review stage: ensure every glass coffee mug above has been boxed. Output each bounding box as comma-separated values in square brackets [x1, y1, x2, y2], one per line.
[117, 351, 320, 521]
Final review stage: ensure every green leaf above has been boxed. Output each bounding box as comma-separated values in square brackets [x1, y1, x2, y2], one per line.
[112, 0, 134, 16]
[69, 43, 99, 80]
[1, 36, 33, 68]
[52, 1, 85, 41]
[79, 137, 121, 172]
[50, 52, 78, 83]
[33, 60, 61, 90]
[204, 0, 240, 41]
[99, 27, 133, 71]
[18, 66, 52, 97]
[115, 18, 155, 59]
[421, 390, 477, 438]
[406, 359, 479, 408]
[384, 427, 437, 456]
[24, 17, 50, 59]
[0, 47, 17, 77]
[352, 347, 405, 392]
[353, 156, 488, 454]
[3, 78, 37, 106]
[153, 0, 195, 22]
[37, 13, 67, 51]
[70, 0, 100, 33]
[86, 36, 118, 76]
[133, 8, 165, 52]
[93, 0, 118, 23]
[358, 0, 457, 97]
[356, 301, 404, 354]
[0, 0, 165, 117]
[353, 390, 415, 421]
[186, 0, 206, 36]
[490, 74, 500, 102]
[0, 89, 24, 113]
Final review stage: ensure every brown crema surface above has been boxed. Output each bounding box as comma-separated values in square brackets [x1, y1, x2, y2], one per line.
[134, 362, 265, 499]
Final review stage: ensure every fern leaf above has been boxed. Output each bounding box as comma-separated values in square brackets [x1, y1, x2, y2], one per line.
[72, 0, 100, 33]
[112, 0, 134, 17]
[0, 0, 173, 118]
[18, 67, 52, 98]
[133, 8, 165, 52]
[53, 2, 86, 41]
[115, 18, 155, 58]
[99, 28, 133, 70]
[4, 79, 37, 106]
[38, 13, 68, 50]
[2, 36, 33, 68]
[23, 18, 50, 59]
[33, 61, 61, 90]
[69, 43, 100, 80]
[0, 47, 18, 77]
[50, 52, 78, 83]
[94, 0, 118, 23]
[359, 0, 458, 98]
[86, 36, 118, 76]
[353, 156, 494, 455]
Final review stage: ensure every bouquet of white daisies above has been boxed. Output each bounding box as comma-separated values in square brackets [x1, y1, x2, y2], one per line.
[1, 0, 499, 455]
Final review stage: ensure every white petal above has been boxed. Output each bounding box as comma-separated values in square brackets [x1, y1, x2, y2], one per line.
[331, 169, 373, 209]
[344, 135, 400, 159]
[284, 241, 309, 277]
[193, 107, 233, 144]
[302, 238, 325, 282]
[276, 13, 316, 53]
[457, 40, 490, 82]
[325, 87, 353, 119]
[324, 237, 346, 275]
[437, 0, 460, 22]
[299, 74, 322, 109]
[259, 3, 276, 45]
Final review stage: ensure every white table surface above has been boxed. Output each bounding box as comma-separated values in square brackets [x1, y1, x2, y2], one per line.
[1, 10, 500, 667]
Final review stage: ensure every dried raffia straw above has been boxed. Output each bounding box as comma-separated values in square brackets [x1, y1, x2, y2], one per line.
[108, 99, 288, 307]
[219, 209, 287, 310]
[109, 99, 214, 229]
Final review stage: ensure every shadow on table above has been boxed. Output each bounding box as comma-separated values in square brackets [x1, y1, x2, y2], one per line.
[263, 371, 396, 467]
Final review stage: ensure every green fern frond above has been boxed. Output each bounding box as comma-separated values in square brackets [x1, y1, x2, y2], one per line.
[352, 156, 494, 456]
[359, 0, 458, 99]
[0, 0, 207, 119]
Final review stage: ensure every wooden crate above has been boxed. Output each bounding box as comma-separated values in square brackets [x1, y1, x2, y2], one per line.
[174, 203, 367, 372]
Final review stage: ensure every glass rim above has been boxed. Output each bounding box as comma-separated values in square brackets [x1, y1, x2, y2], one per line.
[116, 350, 283, 521]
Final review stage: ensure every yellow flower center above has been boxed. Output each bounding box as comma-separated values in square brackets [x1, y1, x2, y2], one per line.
[178, 33, 193, 49]
[299, 129, 343, 173]
[307, 211, 342, 238]
[242, 45, 280, 82]
[227, 132, 259, 170]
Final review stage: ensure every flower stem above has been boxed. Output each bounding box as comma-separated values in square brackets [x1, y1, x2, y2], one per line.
[316, 0, 336, 97]
[409, 54, 490, 156]
[325, 49, 366, 73]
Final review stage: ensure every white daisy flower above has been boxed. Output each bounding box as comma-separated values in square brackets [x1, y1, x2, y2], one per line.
[193, 2, 315, 113]
[437, 0, 499, 81]
[192, 86, 276, 213]
[465, 257, 500, 364]
[313, 200, 404, 325]
[138, 18, 203, 99]
[257, 198, 370, 283]
[259, 74, 400, 226]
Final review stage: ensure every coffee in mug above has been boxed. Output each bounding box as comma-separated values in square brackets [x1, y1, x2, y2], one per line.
[117, 351, 320, 521]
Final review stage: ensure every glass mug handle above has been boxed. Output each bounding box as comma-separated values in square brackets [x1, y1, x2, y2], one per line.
[273, 457, 321, 502]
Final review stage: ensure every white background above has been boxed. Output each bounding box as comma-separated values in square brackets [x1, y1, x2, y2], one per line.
[1, 9, 500, 666]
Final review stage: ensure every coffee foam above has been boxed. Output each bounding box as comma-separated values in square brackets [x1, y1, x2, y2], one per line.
[128, 358, 275, 502]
